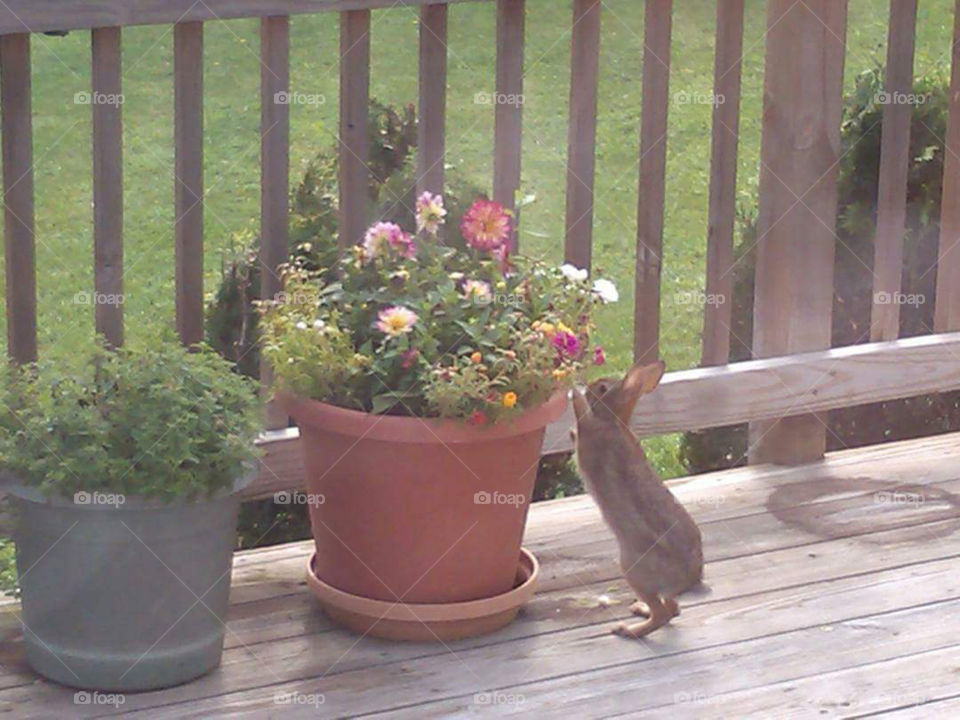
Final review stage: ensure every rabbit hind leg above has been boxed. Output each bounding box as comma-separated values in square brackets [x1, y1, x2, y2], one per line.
[613, 594, 672, 639]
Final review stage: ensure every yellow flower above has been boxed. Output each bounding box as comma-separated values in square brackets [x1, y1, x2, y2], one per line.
[552, 368, 569, 381]
[539, 322, 557, 338]
[470, 351, 483, 364]
[502, 392, 518, 408]
[558, 322, 573, 335]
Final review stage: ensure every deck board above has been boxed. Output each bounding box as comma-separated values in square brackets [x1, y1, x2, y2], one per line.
[1, 432, 959, 717]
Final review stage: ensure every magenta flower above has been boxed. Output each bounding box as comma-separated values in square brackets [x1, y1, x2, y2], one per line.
[593, 346, 606, 366]
[552, 330, 581, 358]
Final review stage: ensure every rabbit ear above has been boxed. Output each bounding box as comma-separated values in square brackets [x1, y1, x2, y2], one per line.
[623, 360, 666, 397]
[571, 387, 591, 422]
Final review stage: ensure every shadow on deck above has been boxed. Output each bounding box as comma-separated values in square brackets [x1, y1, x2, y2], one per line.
[2, 432, 960, 718]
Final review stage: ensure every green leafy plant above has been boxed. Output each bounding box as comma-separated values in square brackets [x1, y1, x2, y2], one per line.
[0, 342, 261, 502]
[260, 196, 617, 422]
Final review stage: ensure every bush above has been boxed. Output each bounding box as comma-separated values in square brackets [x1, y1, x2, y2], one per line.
[0, 342, 261, 502]
[681, 65, 960, 473]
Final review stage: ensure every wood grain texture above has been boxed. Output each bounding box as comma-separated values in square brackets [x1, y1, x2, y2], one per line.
[934, 0, 960, 331]
[749, 0, 847, 465]
[9, 431, 959, 716]
[634, 0, 671, 364]
[0, 33, 36, 364]
[260, 16, 291, 429]
[871, 0, 918, 341]
[493, 0, 525, 250]
[563, 0, 601, 271]
[91, 26, 124, 348]
[701, 0, 744, 365]
[0, 1, 487, 35]
[417, 2, 447, 197]
[338, 9, 371, 249]
[173, 22, 204, 347]
[244, 331, 960, 497]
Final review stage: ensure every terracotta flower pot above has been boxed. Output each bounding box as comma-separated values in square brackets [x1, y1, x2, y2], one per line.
[280, 392, 567, 607]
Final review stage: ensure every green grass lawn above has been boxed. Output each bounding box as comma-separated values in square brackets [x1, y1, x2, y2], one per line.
[1, 0, 957, 477]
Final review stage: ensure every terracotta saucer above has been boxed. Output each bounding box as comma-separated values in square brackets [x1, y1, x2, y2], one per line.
[305, 548, 539, 641]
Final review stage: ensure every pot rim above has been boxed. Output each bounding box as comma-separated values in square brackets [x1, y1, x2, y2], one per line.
[277, 390, 568, 444]
[1, 466, 255, 509]
[305, 548, 539, 622]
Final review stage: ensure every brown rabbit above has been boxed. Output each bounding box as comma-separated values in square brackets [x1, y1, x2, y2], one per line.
[572, 360, 704, 638]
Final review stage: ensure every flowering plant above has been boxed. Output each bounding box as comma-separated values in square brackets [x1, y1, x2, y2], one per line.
[259, 195, 617, 423]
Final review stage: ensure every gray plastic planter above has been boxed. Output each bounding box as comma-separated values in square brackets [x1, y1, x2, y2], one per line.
[9, 479, 247, 692]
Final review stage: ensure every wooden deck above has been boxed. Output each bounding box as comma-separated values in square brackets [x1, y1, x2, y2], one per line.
[2, 431, 960, 718]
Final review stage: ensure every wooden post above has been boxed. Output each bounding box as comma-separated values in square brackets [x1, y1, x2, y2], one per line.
[261, 15, 290, 429]
[91, 26, 124, 348]
[417, 3, 447, 197]
[564, 0, 602, 271]
[748, 0, 848, 465]
[935, 0, 960, 332]
[701, 0, 744, 366]
[174, 22, 204, 347]
[871, 0, 918, 341]
[634, 0, 672, 364]
[338, 9, 371, 249]
[1, 33, 37, 364]
[493, 0, 525, 251]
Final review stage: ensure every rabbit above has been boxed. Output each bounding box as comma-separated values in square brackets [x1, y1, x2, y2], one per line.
[571, 360, 704, 638]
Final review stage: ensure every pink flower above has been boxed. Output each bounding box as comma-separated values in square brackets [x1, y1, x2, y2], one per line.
[462, 279, 492, 304]
[461, 199, 512, 252]
[416, 192, 447, 234]
[552, 330, 581, 358]
[363, 222, 416, 261]
[593, 346, 606, 366]
[376, 306, 418, 337]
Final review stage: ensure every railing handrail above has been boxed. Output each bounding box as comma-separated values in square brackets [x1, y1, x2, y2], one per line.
[0, 0, 484, 36]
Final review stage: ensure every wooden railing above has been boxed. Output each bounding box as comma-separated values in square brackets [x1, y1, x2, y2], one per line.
[3, 0, 960, 499]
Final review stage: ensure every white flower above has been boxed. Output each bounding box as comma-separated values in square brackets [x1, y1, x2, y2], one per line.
[295, 321, 308, 330]
[560, 263, 588, 282]
[593, 278, 619, 303]
[312, 319, 326, 330]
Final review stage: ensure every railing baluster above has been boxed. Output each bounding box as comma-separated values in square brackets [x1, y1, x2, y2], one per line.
[339, 9, 371, 249]
[260, 15, 290, 429]
[748, 0, 848, 465]
[564, 0, 601, 271]
[1, 33, 37, 364]
[871, 0, 918, 341]
[91, 26, 124, 348]
[174, 21, 204, 347]
[634, 0, 672, 364]
[494, 0, 525, 250]
[417, 3, 447, 197]
[701, 0, 744, 366]
[935, 0, 960, 332]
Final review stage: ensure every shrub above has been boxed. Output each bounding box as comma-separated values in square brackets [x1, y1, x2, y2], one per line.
[0, 342, 261, 502]
[681, 65, 960, 473]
